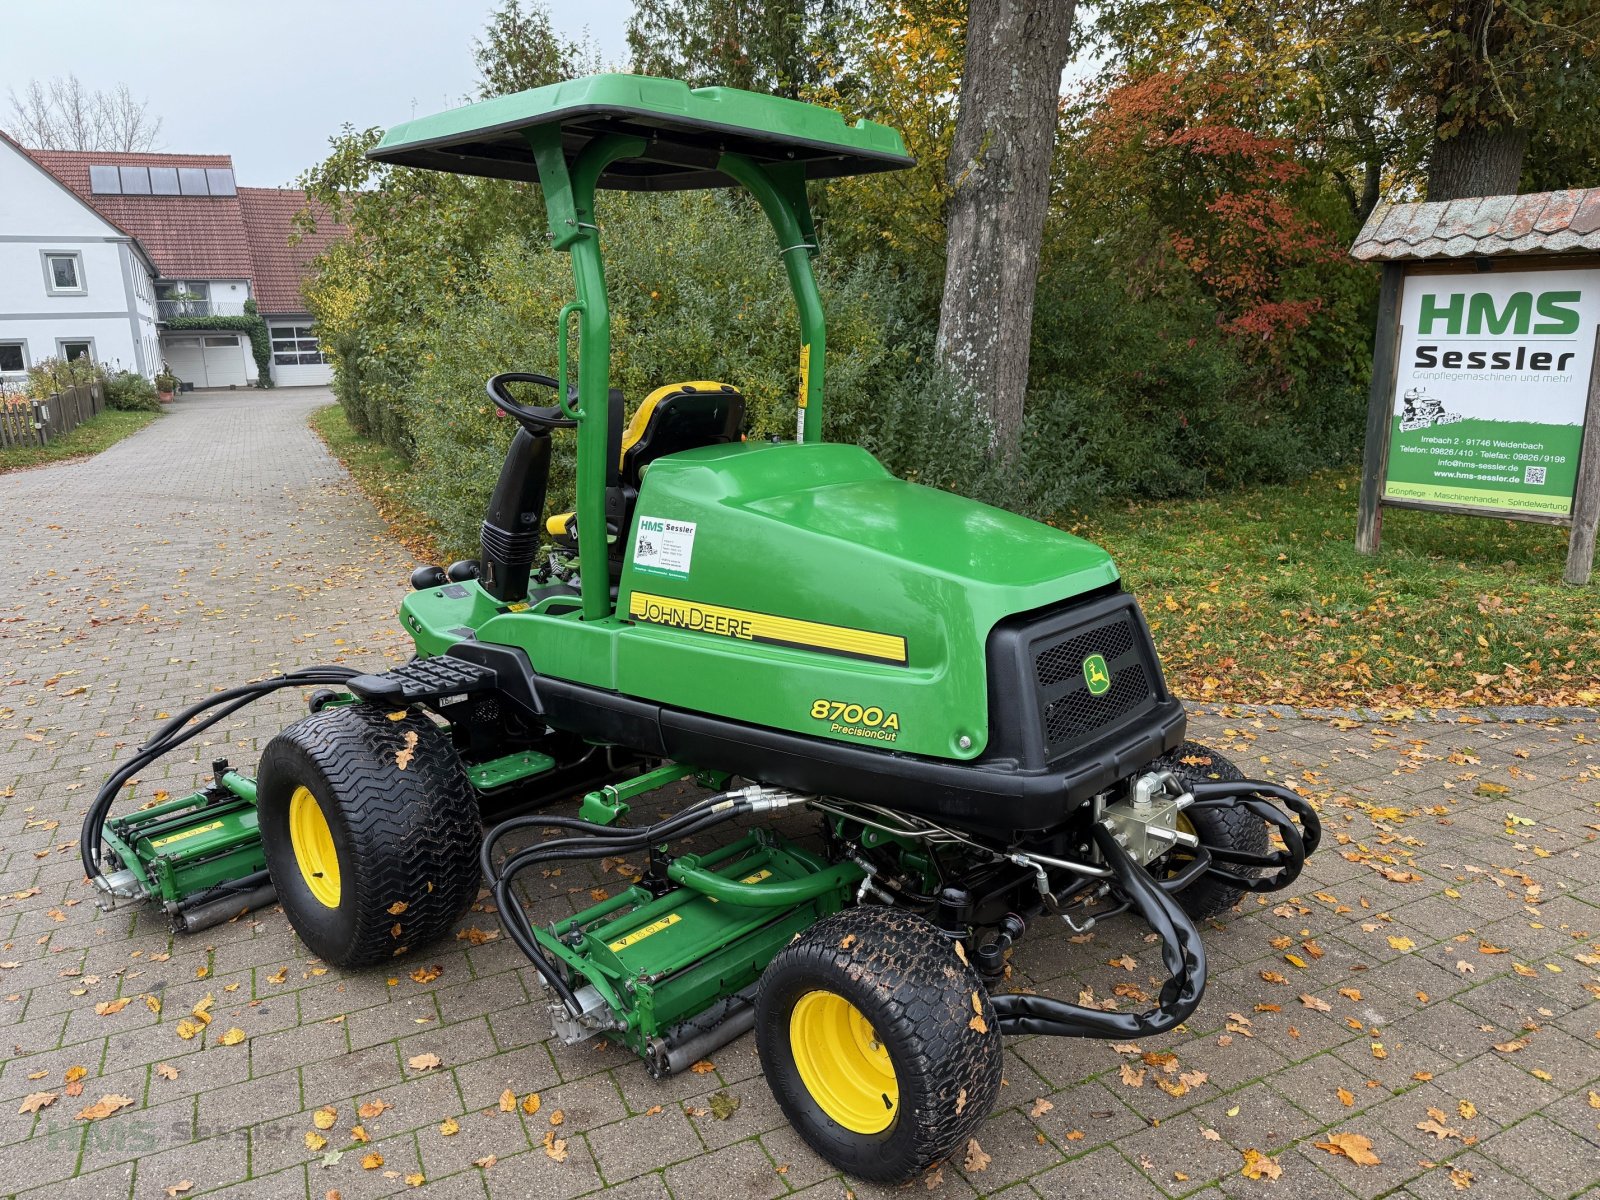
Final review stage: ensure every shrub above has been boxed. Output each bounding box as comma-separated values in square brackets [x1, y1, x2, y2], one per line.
[26, 355, 99, 397]
[104, 370, 161, 412]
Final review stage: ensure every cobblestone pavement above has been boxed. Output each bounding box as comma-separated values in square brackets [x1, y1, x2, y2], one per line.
[2, 389, 1598, 1200]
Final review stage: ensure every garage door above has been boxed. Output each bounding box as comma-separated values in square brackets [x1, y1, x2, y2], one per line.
[269, 324, 333, 387]
[162, 334, 248, 388]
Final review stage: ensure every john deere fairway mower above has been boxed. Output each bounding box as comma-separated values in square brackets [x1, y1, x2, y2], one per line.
[83, 76, 1320, 1183]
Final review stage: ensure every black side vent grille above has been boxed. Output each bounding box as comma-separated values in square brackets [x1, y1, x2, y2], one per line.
[1035, 620, 1136, 690]
[982, 590, 1168, 768]
[1044, 660, 1152, 746]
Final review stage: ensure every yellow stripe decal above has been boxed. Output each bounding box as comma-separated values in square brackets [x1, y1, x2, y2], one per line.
[607, 912, 681, 953]
[628, 592, 907, 665]
[150, 819, 224, 849]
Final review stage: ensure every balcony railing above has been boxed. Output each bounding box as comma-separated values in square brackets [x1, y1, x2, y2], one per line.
[157, 299, 248, 320]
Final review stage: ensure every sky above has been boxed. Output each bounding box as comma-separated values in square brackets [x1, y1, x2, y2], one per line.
[0, 0, 635, 187]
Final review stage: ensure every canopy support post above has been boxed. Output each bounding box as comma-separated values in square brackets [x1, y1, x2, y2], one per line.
[526, 128, 646, 621]
[718, 155, 826, 444]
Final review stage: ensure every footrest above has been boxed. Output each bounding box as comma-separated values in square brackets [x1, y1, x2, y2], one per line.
[347, 655, 499, 705]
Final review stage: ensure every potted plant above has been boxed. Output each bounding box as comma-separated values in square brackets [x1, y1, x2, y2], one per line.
[154, 368, 179, 403]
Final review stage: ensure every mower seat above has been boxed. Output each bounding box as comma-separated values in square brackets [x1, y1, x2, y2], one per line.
[546, 381, 745, 552]
[619, 381, 745, 489]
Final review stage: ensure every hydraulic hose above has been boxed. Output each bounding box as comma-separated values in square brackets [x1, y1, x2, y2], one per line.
[486, 792, 764, 1018]
[990, 822, 1207, 1039]
[81, 667, 361, 884]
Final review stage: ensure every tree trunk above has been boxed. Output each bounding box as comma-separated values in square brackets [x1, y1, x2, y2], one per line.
[937, 0, 1076, 453]
[1427, 121, 1528, 201]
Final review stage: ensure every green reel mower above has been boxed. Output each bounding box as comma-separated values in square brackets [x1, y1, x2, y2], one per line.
[85, 75, 1320, 1185]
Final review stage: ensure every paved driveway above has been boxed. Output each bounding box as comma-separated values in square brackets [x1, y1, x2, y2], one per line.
[1, 390, 1597, 1200]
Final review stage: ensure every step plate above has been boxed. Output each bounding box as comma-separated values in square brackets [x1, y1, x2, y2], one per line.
[346, 655, 498, 705]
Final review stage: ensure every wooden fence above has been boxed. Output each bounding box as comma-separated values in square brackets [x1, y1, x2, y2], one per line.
[0, 382, 106, 450]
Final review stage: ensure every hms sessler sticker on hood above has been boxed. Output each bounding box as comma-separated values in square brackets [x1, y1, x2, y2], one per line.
[632, 516, 697, 579]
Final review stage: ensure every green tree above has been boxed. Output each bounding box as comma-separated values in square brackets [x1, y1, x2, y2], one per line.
[626, 0, 862, 98]
[474, 0, 601, 98]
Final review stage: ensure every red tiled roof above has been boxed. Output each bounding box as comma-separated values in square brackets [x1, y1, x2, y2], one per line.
[238, 187, 343, 316]
[25, 148, 346, 314]
[1352, 187, 1600, 261]
[26, 148, 257, 279]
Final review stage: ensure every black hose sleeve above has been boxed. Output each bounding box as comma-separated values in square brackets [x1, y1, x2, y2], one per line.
[82, 668, 362, 881]
[492, 874, 583, 1015]
[489, 800, 754, 1019]
[990, 823, 1206, 1039]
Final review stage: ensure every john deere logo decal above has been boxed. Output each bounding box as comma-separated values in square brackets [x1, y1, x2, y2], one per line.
[1083, 654, 1111, 695]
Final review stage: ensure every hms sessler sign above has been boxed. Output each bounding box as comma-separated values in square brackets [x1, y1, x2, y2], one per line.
[1384, 267, 1598, 517]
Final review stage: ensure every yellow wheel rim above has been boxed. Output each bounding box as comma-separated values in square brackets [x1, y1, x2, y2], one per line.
[789, 990, 899, 1135]
[288, 785, 341, 909]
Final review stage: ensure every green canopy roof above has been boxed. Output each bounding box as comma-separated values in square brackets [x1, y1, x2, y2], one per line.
[367, 74, 913, 191]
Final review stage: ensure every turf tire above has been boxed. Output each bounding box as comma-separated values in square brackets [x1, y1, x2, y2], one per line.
[1154, 739, 1270, 921]
[755, 905, 1002, 1184]
[256, 704, 480, 969]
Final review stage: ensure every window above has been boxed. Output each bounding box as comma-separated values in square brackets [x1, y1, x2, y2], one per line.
[178, 167, 209, 195]
[119, 165, 151, 194]
[0, 342, 26, 375]
[156, 280, 211, 317]
[89, 164, 121, 193]
[42, 251, 85, 295]
[271, 324, 326, 366]
[205, 168, 237, 196]
[150, 166, 179, 195]
[57, 339, 94, 363]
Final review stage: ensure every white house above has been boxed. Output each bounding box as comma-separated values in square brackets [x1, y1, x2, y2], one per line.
[0, 135, 343, 391]
[0, 130, 159, 386]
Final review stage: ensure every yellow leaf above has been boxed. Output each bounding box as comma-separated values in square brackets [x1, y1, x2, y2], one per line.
[357, 1098, 390, 1120]
[1459, 1100, 1477, 1119]
[689, 1060, 716, 1074]
[387, 901, 408, 916]
[407, 1052, 441, 1071]
[267, 968, 289, 985]
[64, 1066, 87, 1084]
[95, 998, 132, 1016]
[18, 1092, 57, 1114]
[75, 1094, 135, 1121]
[498, 1089, 516, 1113]
[1314, 1132, 1381, 1165]
[542, 1130, 569, 1162]
[395, 730, 419, 771]
[143, 994, 161, 1015]
[1336, 1087, 1355, 1107]
[155, 1063, 178, 1081]
[963, 1137, 990, 1172]
[439, 1117, 460, 1136]
[1285, 954, 1308, 969]
[217, 1028, 246, 1046]
[305, 1130, 328, 1151]
[404, 1174, 424, 1188]
[361, 1152, 384, 1170]
[175, 1019, 202, 1040]
[521, 1093, 542, 1116]
[1240, 1149, 1283, 1180]
[313, 1106, 337, 1130]
[1387, 936, 1415, 952]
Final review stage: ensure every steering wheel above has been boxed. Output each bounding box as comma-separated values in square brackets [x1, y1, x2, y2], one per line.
[485, 372, 579, 433]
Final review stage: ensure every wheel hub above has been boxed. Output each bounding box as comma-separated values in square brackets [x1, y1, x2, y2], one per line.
[789, 989, 899, 1134]
[288, 785, 341, 908]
